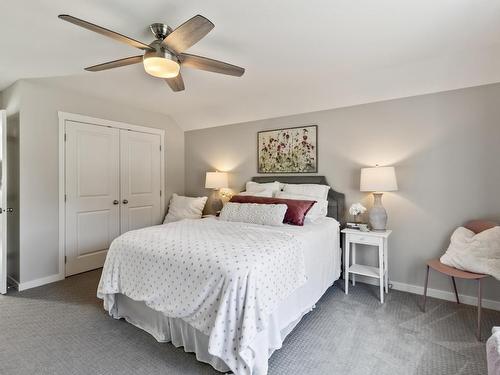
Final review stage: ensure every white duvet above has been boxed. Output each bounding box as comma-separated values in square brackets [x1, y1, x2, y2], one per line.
[97, 218, 308, 374]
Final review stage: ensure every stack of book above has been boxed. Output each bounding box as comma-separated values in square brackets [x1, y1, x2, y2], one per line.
[346, 222, 364, 230]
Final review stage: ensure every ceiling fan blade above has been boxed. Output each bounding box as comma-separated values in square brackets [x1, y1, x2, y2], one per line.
[179, 53, 245, 77]
[85, 55, 143, 72]
[58, 14, 152, 51]
[162, 15, 214, 54]
[165, 73, 185, 92]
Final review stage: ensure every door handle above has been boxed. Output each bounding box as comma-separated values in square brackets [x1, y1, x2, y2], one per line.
[5, 208, 13, 213]
[113, 200, 119, 205]
[122, 199, 128, 205]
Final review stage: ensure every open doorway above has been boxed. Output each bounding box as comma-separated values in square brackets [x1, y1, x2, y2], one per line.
[0, 109, 6, 294]
[0, 110, 20, 293]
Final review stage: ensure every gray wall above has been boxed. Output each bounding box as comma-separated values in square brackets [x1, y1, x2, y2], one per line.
[185, 83, 500, 302]
[2, 79, 185, 285]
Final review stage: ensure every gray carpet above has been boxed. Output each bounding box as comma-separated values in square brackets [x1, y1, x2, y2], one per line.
[1, 270, 498, 375]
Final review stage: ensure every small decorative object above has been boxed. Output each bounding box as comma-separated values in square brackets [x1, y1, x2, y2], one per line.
[219, 188, 233, 201]
[349, 203, 367, 223]
[358, 224, 370, 232]
[205, 171, 229, 213]
[360, 165, 398, 231]
[257, 125, 317, 173]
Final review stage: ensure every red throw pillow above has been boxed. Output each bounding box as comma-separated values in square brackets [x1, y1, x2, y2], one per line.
[230, 195, 316, 226]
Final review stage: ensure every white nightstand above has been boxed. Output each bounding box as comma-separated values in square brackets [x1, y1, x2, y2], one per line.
[341, 228, 392, 303]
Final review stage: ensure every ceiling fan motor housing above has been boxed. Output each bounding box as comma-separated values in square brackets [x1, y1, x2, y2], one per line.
[150, 23, 173, 40]
[144, 40, 178, 62]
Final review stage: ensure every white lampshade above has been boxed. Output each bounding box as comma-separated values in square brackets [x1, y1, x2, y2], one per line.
[205, 171, 228, 189]
[360, 166, 398, 192]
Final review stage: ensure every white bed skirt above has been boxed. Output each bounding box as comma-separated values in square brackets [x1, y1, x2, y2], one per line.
[113, 292, 318, 373]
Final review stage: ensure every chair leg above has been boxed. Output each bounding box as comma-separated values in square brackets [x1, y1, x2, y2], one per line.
[477, 279, 482, 341]
[423, 265, 430, 312]
[451, 276, 460, 304]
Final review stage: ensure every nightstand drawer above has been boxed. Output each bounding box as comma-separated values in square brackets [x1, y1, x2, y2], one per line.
[347, 233, 381, 246]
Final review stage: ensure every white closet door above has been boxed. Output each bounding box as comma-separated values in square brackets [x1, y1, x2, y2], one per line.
[65, 121, 120, 276]
[120, 130, 162, 234]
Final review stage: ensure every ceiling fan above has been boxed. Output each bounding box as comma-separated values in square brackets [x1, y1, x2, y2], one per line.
[58, 14, 245, 92]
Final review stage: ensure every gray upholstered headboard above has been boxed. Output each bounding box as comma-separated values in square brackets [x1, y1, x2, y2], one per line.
[251, 176, 345, 223]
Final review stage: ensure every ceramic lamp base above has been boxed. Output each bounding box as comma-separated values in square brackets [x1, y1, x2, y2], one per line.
[369, 193, 387, 231]
[210, 190, 223, 213]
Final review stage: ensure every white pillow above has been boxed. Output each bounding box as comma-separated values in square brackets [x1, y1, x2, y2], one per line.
[245, 181, 280, 194]
[275, 191, 328, 221]
[440, 226, 500, 280]
[283, 183, 330, 200]
[237, 190, 274, 197]
[219, 202, 287, 226]
[163, 194, 208, 223]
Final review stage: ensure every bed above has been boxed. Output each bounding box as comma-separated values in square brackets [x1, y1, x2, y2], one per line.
[97, 176, 345, 375]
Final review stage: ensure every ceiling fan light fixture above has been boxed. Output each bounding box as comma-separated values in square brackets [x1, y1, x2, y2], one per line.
[143, 56, 180, 78]
[143, 47, 180, 78]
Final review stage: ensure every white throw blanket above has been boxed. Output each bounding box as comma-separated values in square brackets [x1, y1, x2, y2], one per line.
[440, 226, 500, 280]
[97, 218, 307, 375]
[488, 327, 500, 375]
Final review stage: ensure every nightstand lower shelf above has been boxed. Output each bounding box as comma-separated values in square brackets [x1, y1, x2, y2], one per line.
[348, 264, 382, 278]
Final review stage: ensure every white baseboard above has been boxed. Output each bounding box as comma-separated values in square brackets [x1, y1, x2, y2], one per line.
[347, 275, 500, 311]
[391, 280, 500, 311]
[18, 274, 64, 291]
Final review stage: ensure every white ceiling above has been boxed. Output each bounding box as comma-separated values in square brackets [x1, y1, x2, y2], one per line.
[2, 0, 500, 130]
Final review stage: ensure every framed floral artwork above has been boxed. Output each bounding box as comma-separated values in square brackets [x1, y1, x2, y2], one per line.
[257, 125, 318, 173]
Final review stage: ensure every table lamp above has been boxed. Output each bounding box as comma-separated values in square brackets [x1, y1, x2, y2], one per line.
[360, 165, 398, 231]
[205, 171, 229, 212]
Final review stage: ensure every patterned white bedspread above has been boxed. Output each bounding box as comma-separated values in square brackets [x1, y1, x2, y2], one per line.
[97, 218, 307, 374]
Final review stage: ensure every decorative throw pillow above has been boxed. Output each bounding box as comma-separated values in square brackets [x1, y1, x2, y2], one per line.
[245, 181, 281, 195]
[163, 194, 208, 223]
[440, 226, 500, 280]
[237, 190, 274, 197]
[275, 192, 328, 221]
[282, 183, 330, 200]
[230, 195, 316, 226]
[219, 202, 287, 226]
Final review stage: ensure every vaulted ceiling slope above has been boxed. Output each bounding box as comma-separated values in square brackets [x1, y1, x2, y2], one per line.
[2, 0, 500, 130]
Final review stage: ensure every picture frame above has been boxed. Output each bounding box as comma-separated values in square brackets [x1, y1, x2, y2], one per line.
[257, 125, 318, 173]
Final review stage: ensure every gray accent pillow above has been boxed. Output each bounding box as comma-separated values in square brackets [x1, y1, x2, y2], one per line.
[219, 202, 287, 226]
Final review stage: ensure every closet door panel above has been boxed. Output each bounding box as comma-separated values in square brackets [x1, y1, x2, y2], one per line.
[65, 121, 120, 276]
[120, 130, 162, 233]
